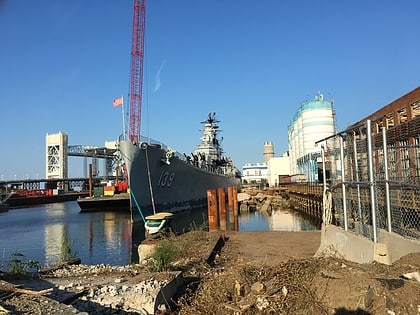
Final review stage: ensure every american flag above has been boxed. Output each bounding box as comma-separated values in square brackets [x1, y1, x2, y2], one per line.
[113, 96, 123, 107]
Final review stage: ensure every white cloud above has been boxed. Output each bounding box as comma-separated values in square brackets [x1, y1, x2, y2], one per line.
[153, 59, 167, 92]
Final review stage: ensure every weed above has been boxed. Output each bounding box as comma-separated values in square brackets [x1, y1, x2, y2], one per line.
[60, 231, 76, 262]
[7, 252, 40, 275]
[148, 238, 178, 272]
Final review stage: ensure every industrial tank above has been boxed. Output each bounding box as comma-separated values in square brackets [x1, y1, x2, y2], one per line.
[301, 93, 335, 154]
[288, 92, 335, 180]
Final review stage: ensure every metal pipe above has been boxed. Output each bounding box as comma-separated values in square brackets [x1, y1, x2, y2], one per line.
[340, 136, 348, 231]
[321, 145, 327, 192]
[89, 164, 93, 198]
[366, 120, 377, 242]
[382, 127, 392, 233]
[353, 131, 363, 234]
[320, 145, 328, 225]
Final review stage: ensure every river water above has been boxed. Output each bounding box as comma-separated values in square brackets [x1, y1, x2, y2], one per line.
[0, 201, 320, 268]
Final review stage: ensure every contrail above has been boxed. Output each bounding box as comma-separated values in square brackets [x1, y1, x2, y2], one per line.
[153, 59, 167, 92]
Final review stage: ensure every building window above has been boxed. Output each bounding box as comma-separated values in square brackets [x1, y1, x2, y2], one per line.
[411, 100, 420, 119]
[375, 120, 384, 133]
[397, 107, 407, 124]
[385, 113, 394, 128]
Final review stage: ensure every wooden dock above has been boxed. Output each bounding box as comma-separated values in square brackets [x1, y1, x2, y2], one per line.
[239, 184, 325, 221]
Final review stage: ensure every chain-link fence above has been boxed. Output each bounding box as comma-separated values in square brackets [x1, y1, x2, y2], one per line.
[320, 120, 420, 241]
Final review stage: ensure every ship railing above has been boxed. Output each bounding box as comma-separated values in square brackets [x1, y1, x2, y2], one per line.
[140, 136, 185, 160]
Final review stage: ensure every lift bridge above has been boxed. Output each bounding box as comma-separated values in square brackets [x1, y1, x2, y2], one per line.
[46, 132, 120, 181]
[68, 145, 118, 177]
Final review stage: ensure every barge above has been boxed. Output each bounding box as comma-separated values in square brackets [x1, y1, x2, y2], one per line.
[1, 190, 88, 208]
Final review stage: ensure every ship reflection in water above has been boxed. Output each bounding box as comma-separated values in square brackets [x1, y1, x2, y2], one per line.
[0, 202, 319, 268]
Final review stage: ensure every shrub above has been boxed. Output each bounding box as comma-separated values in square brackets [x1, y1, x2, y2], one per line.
[7, 252, 40, 275]
[60, 231, 77, 262]
[148, 238, 178, 272]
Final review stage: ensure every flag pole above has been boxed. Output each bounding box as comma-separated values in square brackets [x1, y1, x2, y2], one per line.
[121, 95, 126, 140]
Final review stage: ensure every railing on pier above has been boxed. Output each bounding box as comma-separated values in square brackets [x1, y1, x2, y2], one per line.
[319, 120, 420, 242]
[277, 184, 324, 219]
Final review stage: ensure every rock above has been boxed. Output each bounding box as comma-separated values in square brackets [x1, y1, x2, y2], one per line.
[237, 192, 251, 202]
[114, 277, 126, 283]
[256, 297, 269, 310]
[250, 281, 265, 294]
[138, 240, 157, 263]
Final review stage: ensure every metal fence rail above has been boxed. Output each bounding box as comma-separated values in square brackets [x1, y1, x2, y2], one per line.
[320, 120, 420, 241]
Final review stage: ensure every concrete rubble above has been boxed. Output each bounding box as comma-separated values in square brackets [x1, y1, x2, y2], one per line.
[13, 264, 183, 315]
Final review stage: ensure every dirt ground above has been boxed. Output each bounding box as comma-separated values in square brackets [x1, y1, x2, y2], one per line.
[178, 231, 420, 315]
[223, 230, 322, 265]
[1, 230, 419, 314]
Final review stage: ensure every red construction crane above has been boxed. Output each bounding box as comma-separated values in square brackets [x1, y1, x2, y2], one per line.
[128, 0, 146, 143]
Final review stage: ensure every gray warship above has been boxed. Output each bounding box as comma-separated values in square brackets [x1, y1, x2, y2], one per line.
[118, 112, 242, 222]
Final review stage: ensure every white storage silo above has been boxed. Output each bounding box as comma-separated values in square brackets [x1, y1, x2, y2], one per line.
[301, 93, 335, 155]
[288, 92, 336, 181]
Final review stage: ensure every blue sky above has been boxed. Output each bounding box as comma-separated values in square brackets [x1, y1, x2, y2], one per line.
[0, 0, 419, 180]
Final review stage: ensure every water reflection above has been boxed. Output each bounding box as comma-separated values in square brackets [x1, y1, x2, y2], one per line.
[79, 210, 132, 266]
[0, 202, 319, 268]
[239, 208, 320, 232]
[0, 202, 133, 267]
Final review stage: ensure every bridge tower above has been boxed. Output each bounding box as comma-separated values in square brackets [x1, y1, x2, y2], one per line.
[46, 132, 68, 179]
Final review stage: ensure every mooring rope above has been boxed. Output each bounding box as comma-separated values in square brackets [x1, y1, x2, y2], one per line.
[130, 188, 146, 222]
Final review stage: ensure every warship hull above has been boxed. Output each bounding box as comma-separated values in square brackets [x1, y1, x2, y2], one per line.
[119, 140, 241, 222]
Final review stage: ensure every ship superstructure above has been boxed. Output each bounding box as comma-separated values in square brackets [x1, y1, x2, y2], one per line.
[119, 113, 241, 222]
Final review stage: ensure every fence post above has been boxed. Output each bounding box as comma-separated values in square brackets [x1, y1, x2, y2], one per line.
[321, 145, 327, 190]
[382, 126, 392, 233]
[352, 131, 363, 234]
[321, 145, 328, 224]
[366, 120, 378, 242]
[340, 136, 348, 231]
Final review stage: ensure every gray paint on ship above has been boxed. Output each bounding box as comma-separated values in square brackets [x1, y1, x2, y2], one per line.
[119, 141, 240, 222]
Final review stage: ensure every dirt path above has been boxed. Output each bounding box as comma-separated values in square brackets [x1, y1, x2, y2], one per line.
[223, 230, 321, 265]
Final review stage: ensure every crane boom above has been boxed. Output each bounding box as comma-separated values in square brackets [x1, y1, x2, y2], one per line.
[128, 0, 146, 143]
